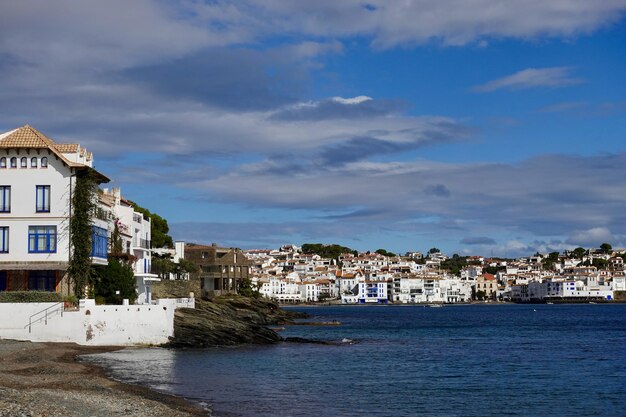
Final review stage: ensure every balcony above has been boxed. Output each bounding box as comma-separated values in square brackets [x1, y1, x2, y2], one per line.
[92, 207, 113, 222]
[133, 238, 150, 250]
[133, 213, 143, 223]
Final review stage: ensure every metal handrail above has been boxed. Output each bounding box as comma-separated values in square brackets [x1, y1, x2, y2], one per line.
[24, 302, 64, 333]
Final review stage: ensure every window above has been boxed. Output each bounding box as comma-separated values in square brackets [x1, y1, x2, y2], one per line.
[10, 157, 17, 168]
[36, 185, 50, 212]
[20, 157, 27, 168]
[28, 226, 57, 253]
[0, 158, 5, 168]
[31, 157, 37, 168]
[28, 271, 57, 291]
[0, 186, 9, 213]
[41, 157, 48, 168]
[91, 226, 108, 259]
[0, 227, 8, 253]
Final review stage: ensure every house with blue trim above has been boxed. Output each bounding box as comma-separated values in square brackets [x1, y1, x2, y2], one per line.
[0, 125, 110, 294]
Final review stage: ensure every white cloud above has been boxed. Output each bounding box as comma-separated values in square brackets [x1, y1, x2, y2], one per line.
[472, 67, 584, 93]
[332, 96, 373, 104]
[566, 227, 614, 246]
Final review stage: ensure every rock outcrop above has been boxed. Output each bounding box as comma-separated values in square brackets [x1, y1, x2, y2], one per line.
[166, 295, 307, 348]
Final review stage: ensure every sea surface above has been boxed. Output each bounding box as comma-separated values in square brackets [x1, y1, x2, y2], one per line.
[83, 304, 626, 417]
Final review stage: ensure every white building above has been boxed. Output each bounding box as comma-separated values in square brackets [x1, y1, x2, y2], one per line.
[259, 277, 302, 303]
[101, 188, 159, 304]
[0, 125, 109, 294]
[356, 281, 388, 304]
[392, 276, 472, 304]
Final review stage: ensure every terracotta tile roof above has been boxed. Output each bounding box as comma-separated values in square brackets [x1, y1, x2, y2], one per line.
[56, 143, 80, 153]
[0, 125, 80, 167]
[0, 125, 109, 183]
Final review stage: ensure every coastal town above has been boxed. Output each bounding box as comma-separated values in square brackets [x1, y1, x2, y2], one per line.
[1, 124, 624, 314]
[242, 244, 625, 304]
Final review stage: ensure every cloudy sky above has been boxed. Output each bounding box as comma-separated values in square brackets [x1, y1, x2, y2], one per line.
[1, 1, 626, 256]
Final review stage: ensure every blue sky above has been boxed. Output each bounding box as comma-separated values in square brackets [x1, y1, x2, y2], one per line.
[1, 1, 626, 256]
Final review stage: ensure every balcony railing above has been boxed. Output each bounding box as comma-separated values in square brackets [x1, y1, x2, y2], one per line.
[92, 207, 114, 222]
[133, 238, 150, 249]
[133, 213, 143, 223]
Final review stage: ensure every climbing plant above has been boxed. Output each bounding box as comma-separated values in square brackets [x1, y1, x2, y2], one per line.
[68, 170, 98, 299]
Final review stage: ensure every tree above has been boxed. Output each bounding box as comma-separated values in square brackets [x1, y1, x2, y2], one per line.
[428, 247, 440, 254]
[592, 258, 609, 270]
[542, 251, 560, 270]
[484, 266, 504, 275]
[475, 290, 487, 301]
[440, 255, 467, 276]
[94, 257, 137, 304]
[572, 247, 586, 259]
[301, 243, 358, 260]
[600, 243, 612, 254]
[237, 277, 260, 298]
[375, 249, 396, 257]
[128, 201, 174, 248]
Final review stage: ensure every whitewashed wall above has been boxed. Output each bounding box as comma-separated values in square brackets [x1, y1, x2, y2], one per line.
[0, 149, 72, 263]
[0, 298, 185, 346]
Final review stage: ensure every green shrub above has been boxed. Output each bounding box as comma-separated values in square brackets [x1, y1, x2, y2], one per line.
[63, 294, 78, 306]
[0, 291, 63, 303]
[93, 257, 137, 304]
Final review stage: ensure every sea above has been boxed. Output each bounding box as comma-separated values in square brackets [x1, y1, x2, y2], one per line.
[83, 304, 626, 417]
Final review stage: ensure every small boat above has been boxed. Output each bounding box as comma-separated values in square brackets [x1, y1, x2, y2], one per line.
[427, 304, 443, 308]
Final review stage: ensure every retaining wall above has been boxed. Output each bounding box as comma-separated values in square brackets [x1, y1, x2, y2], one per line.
[0, 298, 190, 346]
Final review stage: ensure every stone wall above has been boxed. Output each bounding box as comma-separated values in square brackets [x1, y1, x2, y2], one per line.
[151, 279, 200, 299]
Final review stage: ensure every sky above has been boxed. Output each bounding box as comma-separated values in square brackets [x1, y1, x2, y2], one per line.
[1, 0, 626, 257]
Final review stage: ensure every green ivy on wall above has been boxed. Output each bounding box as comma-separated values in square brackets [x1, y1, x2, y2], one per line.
[68, 170, 98, 299]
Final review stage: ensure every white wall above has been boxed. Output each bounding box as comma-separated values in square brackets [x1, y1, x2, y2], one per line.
[0, 298, 185, 346]
[0, 149, 72, 263]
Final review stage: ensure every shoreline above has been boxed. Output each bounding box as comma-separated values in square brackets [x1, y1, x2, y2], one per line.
[281, 300, 625, 307]
[0, 339, 210, 417]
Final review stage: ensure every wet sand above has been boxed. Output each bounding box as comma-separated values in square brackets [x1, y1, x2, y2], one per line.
[0, 339, 209, 417]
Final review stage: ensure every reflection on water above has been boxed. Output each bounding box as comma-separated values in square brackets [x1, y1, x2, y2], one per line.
[84, 305, 626, 417]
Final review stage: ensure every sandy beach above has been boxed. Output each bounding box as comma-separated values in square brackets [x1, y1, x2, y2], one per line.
[0, 339, 209, 417]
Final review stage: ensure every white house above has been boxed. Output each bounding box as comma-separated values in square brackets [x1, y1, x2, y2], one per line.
[356, 280, 388, 304]
[0, 125, 109, 294]
[101, 187, 159, 304]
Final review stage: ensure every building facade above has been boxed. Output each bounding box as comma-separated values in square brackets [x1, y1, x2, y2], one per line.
[0, 125, 109, 294]
[185, 243, 252, 297]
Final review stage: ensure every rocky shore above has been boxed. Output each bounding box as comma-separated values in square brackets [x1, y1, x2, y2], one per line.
[0, 339, 209, 417]
[167, 295, 307, 348]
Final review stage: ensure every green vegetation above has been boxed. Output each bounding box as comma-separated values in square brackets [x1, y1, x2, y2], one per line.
[237, 277, 260, 298]
[129, 200, 174, 248]
[68, 170, 99, 299]
[301, 243, 358, 260]
[375, 248, 396, 257]
[542, 251, 560, 270]
[600, 242, 612, 254]
[571, 247, 587, 259]
[428, 247, 440, 254]
[152, 254, 199, 280]
[440, 254, 467, 276]
[0, 291, 63, 303]
[484, 265, 506, 275]
[93, 257, 137, 304]
[318, 293, 331, 302]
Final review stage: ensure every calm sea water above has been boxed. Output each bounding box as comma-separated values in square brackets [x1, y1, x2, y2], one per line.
[84, 304, 626, 417]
